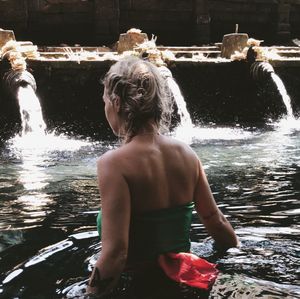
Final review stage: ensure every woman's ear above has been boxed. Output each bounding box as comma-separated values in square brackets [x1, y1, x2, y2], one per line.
[113, 95, 121, 113]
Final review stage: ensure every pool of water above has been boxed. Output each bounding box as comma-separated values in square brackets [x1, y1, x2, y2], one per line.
[0, 119, 300, 298]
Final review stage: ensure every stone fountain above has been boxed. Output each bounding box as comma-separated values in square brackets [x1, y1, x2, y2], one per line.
[1, 28, 300, 138]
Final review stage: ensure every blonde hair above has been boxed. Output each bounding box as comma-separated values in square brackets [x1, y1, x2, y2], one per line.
[103, 56, 173, 142]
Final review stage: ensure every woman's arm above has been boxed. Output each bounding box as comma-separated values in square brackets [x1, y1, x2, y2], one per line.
[87, 151, 131, 296]
[193, 159, 239, 251]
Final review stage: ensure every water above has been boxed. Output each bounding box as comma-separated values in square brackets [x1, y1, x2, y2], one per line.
[166, 75, 194, 144]
[271, 72, 294, 120]
[0, 79, 300, 298]
[17, 86, 47, 136]
[166, 76, 193, 129]
[0, 117, 300, 298]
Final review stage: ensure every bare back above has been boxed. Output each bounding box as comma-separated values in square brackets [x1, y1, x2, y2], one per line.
[111, 134, 199, 213]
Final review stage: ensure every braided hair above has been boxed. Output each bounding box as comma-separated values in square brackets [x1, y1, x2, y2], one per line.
[103, 56, 173, 142]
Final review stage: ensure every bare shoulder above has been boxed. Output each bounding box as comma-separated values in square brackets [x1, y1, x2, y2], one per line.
[162, 135, 198, 159]
[97, 147, 124, 170]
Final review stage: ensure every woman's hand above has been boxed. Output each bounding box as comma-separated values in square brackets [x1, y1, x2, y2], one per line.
[87, 265, 114, 297]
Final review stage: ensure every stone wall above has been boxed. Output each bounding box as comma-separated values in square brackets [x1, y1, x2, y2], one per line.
[209, 0, 278, 43]
[290, 0, 300, 37]
[119, 0, 196, 45]
[0, 0, 28, 38]
[0, 0, 299, 46]
[27, 0, 95, 45]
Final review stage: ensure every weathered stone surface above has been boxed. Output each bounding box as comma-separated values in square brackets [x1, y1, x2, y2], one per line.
[94, 0, 120, 43]
[130, 0, 193, 10]
[278, 4, 290, 24]
[0, 0, 26, 10]
[0, 29, 16, 49]
[125, 10, 192, 22]
[278, 23, 291, 31]
[194, 0, 210, 44]
[221, 33, 248, 58]
[117, 31, 148, 53]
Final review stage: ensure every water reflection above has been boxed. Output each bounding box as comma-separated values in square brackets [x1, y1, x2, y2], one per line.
[210, 273, 300, 298]
[0, 120, 300, 298]
[0, 132, 102, 254]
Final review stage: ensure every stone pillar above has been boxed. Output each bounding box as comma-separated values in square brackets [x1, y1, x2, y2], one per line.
[94, 0, 120, 45]
[194, 0, 210, 45]
[277, 0, 291, 41]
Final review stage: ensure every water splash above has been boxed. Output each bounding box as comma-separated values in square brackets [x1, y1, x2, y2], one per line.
[270, 72, 294, 119]
[11, 132, 90, 153]
[165, 76, 256, 144]
[172, 125, 255, 145]
[17, 86, 47, 136]
[13, 84, 90, 152]
[268, 115, 300, 135]
[161, 71, 255, 144]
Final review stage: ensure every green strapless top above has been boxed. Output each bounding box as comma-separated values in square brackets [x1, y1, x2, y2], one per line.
[97, 202, 194, 262]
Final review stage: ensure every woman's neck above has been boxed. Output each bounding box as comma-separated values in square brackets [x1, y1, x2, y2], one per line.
[123, 121, 159, 143]
[136, 124, 159, 136]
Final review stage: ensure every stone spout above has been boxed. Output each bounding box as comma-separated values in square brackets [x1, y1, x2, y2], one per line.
[250, 61, 275, 81]
[3, 69, 37, 95]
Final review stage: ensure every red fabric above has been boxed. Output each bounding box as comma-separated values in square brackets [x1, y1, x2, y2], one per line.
[158, 252, 219, 290]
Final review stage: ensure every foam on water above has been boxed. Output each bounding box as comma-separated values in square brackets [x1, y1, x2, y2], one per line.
[12, 84, 90, 152]
[269, 115, 300, 133]
[10, 131, 90, 152]
[165, 69, 256, 144]
[173, 125, 255, 144]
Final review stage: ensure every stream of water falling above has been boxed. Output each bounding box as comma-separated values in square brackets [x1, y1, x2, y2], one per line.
[13, 85, 90, 152]
[166, 76, 193, 129]
[164, 75, 195, 143]
[17, 86, 47, 136]
[271, 72, 295, 119]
